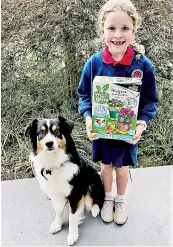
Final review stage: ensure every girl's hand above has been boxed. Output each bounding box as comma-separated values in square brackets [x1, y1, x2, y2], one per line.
[85, 116, 98, 141]
[126, 124, 145, 145]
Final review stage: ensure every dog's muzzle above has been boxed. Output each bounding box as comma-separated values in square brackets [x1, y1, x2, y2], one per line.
[45, 141, 54, 150]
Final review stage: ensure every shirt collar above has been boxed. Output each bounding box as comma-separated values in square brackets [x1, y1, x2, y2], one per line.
[102, 45, 134, 66]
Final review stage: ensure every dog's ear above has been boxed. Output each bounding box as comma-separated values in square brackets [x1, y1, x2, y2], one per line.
[58, 116, 74, 133]
[25, 119, 38, 138]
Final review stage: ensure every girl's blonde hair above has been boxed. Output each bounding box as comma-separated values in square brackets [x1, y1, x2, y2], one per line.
[97, 0, 145, 55]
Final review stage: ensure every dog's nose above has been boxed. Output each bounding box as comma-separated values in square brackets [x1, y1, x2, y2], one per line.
[45, 141, 54, 148]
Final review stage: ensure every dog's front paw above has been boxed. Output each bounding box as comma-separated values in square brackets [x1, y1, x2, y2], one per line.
[91, 204, 100, 217]
[67, 232, 79, 246]
[50, 220, 62, 234]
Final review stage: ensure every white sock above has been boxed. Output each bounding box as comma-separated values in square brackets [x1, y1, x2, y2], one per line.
[105, 192, 113, 197]
[116, 193, 125, 199]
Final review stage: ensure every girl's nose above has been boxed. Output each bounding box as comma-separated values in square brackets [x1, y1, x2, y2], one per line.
[114, 30, 122, 38]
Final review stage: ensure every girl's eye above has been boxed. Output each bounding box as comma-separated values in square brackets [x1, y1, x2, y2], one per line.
[108, 26, 116, 31]
[122, 26, 129, 31]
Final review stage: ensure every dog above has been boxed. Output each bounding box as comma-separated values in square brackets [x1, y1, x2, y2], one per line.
[25, 116, 105, 246]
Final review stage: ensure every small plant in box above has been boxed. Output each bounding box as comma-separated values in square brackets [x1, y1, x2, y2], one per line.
[108, 99, 124, 120]
[116, 108, 135, 133]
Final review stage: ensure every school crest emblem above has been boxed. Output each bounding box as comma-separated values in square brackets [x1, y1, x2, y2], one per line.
[131, 69, 143, 79]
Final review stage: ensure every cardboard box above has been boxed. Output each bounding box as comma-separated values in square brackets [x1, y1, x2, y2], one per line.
[92, 76, 142, 141]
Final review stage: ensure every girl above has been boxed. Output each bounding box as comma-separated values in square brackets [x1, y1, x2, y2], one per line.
[78, 0, 158, 225]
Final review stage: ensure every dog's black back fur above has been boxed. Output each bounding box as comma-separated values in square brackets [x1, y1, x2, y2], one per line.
[59, 117, 105, 213]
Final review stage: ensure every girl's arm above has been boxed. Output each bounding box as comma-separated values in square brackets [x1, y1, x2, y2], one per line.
[78, 60, 92, 118]
[128, 65, 158, 145]
[138, 65, 158, 124]
[78, 60, 98, 141]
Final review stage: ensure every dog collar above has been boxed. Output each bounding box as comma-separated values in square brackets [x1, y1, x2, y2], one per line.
[41, 168, 51, 180]
[40, 161, 65, 181]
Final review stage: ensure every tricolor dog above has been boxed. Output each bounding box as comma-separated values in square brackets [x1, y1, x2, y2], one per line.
[25, 116, 105, 246]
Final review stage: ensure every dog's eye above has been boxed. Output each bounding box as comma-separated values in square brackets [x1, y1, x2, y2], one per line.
[41, 126, 46, 132]
[52, 125, 57, 132]
[51, 125, 61, 136]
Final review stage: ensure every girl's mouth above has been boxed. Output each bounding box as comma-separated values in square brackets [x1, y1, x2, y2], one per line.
[111, 41, 125, 45]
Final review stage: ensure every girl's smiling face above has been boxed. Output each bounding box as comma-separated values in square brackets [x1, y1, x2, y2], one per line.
[102, 10, 134, 60]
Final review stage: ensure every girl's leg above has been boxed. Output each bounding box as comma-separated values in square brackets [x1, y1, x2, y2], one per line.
[100, 164, 114, 223]
[100, 163, 113, 193]
[116, 166, 129, 195]
[114, 166, 129, 225]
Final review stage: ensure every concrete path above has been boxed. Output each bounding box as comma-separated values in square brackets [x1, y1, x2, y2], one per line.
[1, 166, 173, 246]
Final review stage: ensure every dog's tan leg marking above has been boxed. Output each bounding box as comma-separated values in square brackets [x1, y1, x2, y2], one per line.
[85, 194, 93, 211]
[77, 198, 85, 209]
[67, 198, 85, 246]
[85, 194, 100, 217]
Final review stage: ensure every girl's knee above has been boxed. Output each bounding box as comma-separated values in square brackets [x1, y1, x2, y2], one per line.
[101, 163, 113, 174]
[116, 166, 129, 177]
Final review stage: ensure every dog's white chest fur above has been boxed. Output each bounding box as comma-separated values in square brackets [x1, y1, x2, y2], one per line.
[30, 151, 79, 197]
